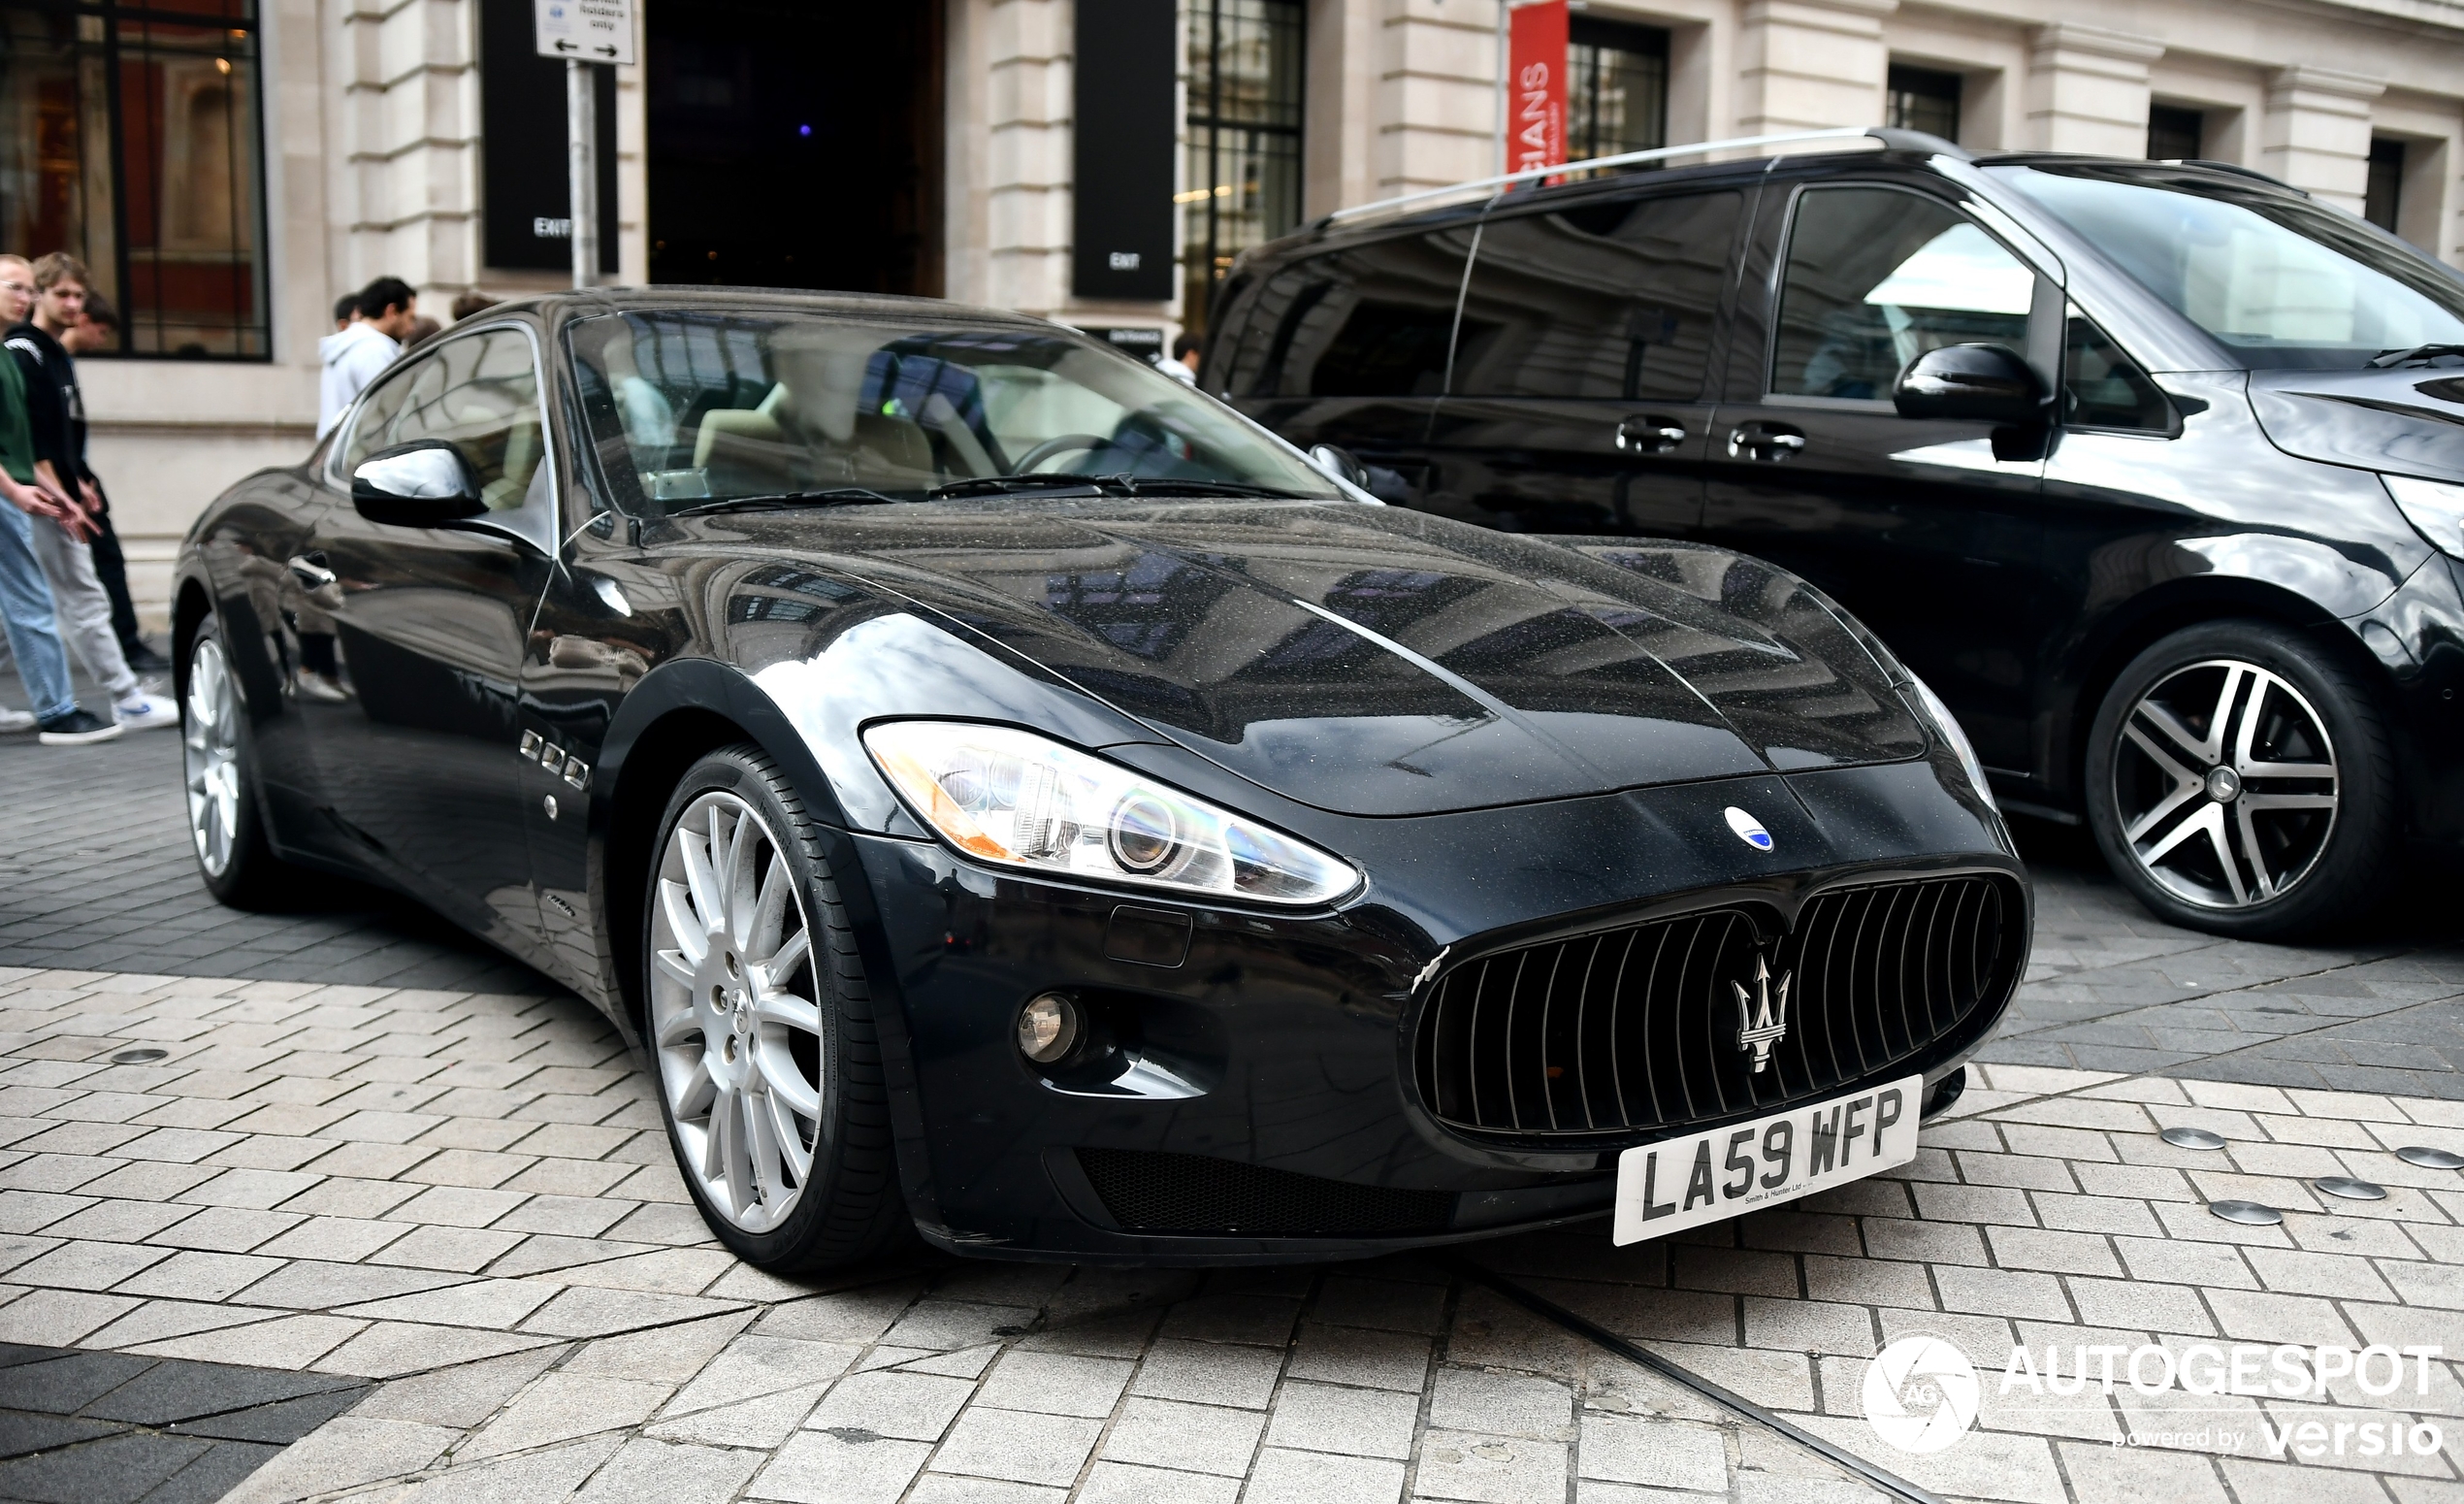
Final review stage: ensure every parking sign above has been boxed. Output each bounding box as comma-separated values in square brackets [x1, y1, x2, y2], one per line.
[534, 0, 634, 67]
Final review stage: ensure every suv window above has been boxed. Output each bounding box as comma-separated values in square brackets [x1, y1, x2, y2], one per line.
[2065, 308, 2172, 431]
[1452, 190, 1740, 401]
[1238, 229, 1475, 398]
[1772, 187, 2032, 400]
[341, 329, 549, 511]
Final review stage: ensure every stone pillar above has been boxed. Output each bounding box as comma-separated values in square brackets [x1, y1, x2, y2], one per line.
[2023, 23, 2163, 156]
[2260, 65, 2384, 213]
[1372, 0, 1498, 199]
[331, 0, 482, 296]
[945, 0, 1072, 317]
[1735, 0, 1894, 138]
[1304, 0, 1378, 217]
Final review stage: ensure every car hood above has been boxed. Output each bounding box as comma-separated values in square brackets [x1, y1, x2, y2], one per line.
[2248, 368, 2464, 483]
[717, 501, 1928, 817]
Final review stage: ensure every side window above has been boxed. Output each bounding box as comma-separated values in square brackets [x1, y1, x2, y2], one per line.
[2064, 308, 2172, 431]
[1248, 229, 1475, 398]
[1772, 187, 2033, 400]
[336, 357, 426, 478]
[384, 329, 550, 511]
[1451, 191, 1742, 401]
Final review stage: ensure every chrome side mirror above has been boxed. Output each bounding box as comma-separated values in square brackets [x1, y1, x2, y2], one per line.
[352, 441, 484, 527]
[1308, 442, 1368, 487]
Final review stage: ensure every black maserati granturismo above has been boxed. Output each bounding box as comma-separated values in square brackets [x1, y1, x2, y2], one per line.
[172, 289, 2027, 1269]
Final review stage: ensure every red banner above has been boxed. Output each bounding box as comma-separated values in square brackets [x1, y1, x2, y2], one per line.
[1507, 0, 1569, 178]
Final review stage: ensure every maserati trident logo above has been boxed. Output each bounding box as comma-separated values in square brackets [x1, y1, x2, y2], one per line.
[1735, 954, 1791, 1072]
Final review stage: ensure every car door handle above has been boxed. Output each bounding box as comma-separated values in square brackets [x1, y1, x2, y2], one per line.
[286, 553, 337, 591]
[1728, 422, 1807, 462]
[1614, 415, 1688, 454]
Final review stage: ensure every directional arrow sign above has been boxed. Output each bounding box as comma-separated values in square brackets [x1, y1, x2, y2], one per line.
[535, 0, 633, 67]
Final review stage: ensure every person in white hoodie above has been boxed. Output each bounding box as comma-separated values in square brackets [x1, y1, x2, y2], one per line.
[316, 278, 418, 438]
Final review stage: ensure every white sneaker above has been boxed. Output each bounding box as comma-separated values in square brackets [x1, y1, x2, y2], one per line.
[0, 705, 34, 733]
[113, 691, 179, 731]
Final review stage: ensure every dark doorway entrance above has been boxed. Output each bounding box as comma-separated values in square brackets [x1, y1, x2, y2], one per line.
[646, 1, 941, 294]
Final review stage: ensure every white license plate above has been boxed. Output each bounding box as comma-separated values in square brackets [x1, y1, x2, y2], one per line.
[1611, 1074, 1923, 1244]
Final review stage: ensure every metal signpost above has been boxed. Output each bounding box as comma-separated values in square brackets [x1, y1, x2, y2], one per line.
[534, 0, 633, 289]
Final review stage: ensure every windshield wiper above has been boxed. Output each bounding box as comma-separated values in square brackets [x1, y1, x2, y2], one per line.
[927, 473, 1126, 499]
[1109, 476, 1308, 499]
[669, 489, 905, 516]
[2368, 343, 2464, 369]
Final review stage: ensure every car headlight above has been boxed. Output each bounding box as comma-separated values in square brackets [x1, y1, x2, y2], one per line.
[862, 721, 1359, 906]
[2383, 474, 2464, 559]
[1903, 675, 1997, 810]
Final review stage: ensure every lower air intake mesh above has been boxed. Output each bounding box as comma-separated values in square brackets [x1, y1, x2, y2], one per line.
[1076, 1149, 1455, 1236]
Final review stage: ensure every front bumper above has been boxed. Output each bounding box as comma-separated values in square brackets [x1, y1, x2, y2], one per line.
[842, 756, 2026, 1264]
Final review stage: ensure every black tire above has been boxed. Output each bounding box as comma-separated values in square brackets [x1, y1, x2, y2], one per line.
[2085, 620, 2398, 939]
[642, 743, 912, 1271]
[181, 614, 310, 910]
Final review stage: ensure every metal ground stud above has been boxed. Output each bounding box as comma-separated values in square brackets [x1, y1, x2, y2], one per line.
[2210, 1199, 2284, 1226]
[2396, 1146, 2464, 1170]
[2315, 1175, 2388, 1200]
[111, 1047, 167, 1064]
[2160, 1126, 2228, 1150]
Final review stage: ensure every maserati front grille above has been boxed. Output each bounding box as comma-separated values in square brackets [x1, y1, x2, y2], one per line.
[1413, 874, 2020, 1136]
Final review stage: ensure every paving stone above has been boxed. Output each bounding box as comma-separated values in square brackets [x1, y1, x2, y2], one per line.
[572, 1437, 764, 1504]
[464, 1369, 673, 1456]
[1283, 1324, 1431, 1392]
[1263, 1380, 1418, 1459]
[1098, 1395, 1262, 1477]
[803, 1367, 974, 1442]
[1239, 1448, 1406, 1504]
[1414, 1426, 1569, 1504]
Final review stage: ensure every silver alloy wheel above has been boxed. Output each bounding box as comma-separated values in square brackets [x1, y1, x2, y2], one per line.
[648, 790, 827, 1233]
[2112, 657, 2339, 909]
[182, 638, 243, 877]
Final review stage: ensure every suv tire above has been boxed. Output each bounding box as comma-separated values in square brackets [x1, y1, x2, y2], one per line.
[2085, 620, 2397, 939]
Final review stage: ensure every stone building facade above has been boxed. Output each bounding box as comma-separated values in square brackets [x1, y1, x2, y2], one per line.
[6, 0, 2463, 622]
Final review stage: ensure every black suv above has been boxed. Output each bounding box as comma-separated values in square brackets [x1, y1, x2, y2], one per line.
[1205, 130, 2464, 940]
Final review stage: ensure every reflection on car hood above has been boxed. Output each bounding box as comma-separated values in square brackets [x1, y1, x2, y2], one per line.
[722, 502, 1927, 816]
[2249, 368, 2464, 483]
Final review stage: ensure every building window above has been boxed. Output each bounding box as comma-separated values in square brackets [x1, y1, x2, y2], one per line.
[2147, 104, 2203, 162]
[0, 0, 267, 359]
[1886, 64, 1961, 144]
[1567, 16, 1668, 165]
[1182, 0, 1302, 341]
[2366, 137, 2405, 235]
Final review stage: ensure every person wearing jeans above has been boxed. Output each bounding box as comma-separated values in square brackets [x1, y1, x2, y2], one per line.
[0, 254, 175, 732]
[0, 258, 114, 744]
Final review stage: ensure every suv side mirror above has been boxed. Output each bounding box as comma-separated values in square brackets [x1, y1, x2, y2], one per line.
[352, 441, 484, 527]
[1893, 343, 2046, 426]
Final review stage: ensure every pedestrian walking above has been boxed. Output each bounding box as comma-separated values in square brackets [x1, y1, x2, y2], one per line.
[50, 288, 157, 670]
[317, 277, 417, 437]
[0, 255, 116, 744]
[1, 254, 177, 731]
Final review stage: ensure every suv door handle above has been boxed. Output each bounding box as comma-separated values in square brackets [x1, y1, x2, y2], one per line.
[1728, 422, 1807, 462]
[286, 553, 337, 591]
[1614, 415, 1687, 454]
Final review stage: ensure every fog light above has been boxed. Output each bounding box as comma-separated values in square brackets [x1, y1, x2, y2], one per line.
[1017, 993, 1080, 1064]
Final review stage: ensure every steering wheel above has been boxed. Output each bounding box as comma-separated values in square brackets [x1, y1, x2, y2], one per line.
[1014, 434, 1108, 473]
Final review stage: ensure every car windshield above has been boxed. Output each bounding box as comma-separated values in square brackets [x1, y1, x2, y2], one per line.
[567, 309, 1340, 514]
[1988, 163, 2464, 369]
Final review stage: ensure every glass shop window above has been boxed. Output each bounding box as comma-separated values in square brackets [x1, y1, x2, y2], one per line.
[0, 1, 269, 358]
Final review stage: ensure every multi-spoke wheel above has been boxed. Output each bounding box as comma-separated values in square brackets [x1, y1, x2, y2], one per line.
[180, 615, 305, 909]
[2087, 622, 2396, 940]
[644, 745, 911, 1269]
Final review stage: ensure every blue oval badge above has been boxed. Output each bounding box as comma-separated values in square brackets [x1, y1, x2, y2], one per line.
[1725, 806, 1774, 852]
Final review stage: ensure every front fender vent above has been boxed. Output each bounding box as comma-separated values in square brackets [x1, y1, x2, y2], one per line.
[1414, 874, 2019, 1136]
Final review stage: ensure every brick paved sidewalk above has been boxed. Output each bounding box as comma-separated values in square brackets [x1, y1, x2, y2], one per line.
[2, 966, 2460, 1503]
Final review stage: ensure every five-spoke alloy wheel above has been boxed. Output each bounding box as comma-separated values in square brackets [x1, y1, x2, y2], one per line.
[2087, 622, 2396, 939]
[644, 745, 909, 1269]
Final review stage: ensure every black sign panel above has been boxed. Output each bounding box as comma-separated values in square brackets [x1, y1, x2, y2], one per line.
[1072, 0, 1174, 301]
[481, 0, 619, 274]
